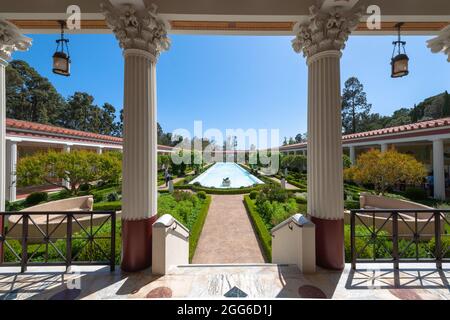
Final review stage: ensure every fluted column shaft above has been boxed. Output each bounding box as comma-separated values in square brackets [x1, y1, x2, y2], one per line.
[6, 140, 17, 202]
[349, 146, 356, 164]
[307, 50, 344, 220]
[122, 49, 158, 221]
[306, 50, 345, 270]
[120, 49, 159, 272]
[433, 139, 446, 200]
[0, 60, 6, 211]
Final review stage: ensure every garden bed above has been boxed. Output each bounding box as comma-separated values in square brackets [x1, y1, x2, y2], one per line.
[3, 191, 211, 264]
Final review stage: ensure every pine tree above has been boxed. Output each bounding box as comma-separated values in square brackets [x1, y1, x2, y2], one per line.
[341, 77, 372, 134]
[443, 91, 450, 117]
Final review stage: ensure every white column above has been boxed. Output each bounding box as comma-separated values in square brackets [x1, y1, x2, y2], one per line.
[62, 144, 71, 189]
[306, 50, 344, 220]
[0, 60, 6, 211]
[96, 147, 103, 154]
[5, 140, 17, 202]
[427, 25, 450, 62]
[349, 146, 356, 165]
[102, 0, 170, 272]
[381, 143, 388, 152]
[433, 139, 446, 200]
[292, 4, 362, 270]
[122, 49, 158, 220]
[0, 20, 31, 211]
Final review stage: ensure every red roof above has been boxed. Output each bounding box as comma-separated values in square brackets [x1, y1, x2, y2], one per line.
[6, 118, 174, 150]
[280, 117, 450, 150]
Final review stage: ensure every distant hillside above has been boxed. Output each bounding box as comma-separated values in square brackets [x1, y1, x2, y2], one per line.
[410, 91, 450, 122]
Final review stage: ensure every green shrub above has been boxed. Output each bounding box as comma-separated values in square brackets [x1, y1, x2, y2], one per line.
[5, 200, 25, 212]
[189, 195, 211, 262]
[244, 196, 271, 262]
[249, 190, 258, 200]
[342, 154, 352, 169]
[79, 183, 91, 192]
[183, 175, 195, 183]
[197, 191, 207, 199]
[106, 192, 120, 202]
[295, 196, 307, 205]
[256, 185, 290, 204]
[281, 155, 306, 173]
[93, 201, 121, 211]
[344, 225, 391, 261]
[25, 192, 48, 206]
[92, 192, 105, 203]
[404, 187, 428, 201]
[344, 200, 360, 210]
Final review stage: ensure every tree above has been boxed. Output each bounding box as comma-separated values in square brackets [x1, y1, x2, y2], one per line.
[443, 91, 450, 117]
[295, 133, 307, 143]
[341, 77, 372, 134]
[6, 60, 65, 124]
[99, 102, 118, 135]
[16, 150, 122, 195]
[344, 149, 426, 195]
[281, 155, 307, 173]
[384, 108, 411, 127]
[282, 137, 288, 146]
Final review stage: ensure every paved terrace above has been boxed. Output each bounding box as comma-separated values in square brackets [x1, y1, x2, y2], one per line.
[0, 263, 448, 300]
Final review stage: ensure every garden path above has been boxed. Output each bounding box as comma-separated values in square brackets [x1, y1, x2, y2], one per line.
[192, 194, 266, 264]
[265, 176, 300, 190]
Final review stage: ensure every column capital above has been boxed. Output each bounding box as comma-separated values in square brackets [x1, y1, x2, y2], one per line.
[0, 19, 32, 62]
[427, 25, 450, 62]
[100, 1, 170, 60]
[292, 4, 363, 59]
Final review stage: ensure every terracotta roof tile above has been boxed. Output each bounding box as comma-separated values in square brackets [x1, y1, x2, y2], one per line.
[280, 117, 450, 150]
[6, 118, 173, 150]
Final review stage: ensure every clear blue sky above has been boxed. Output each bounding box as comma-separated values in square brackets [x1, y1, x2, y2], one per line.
[13, 33, 450, 145]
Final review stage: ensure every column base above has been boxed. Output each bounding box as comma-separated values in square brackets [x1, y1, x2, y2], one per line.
[310, 216, 344, 270]
[121, 215, 158, 272]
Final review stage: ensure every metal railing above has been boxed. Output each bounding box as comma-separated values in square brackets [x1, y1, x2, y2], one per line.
[0, 211, 116, 272]
[350, 209, 449, 270]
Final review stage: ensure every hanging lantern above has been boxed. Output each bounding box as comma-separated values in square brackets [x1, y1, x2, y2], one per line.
[391, 22, 409, 78]
[52, 20, 71, 76]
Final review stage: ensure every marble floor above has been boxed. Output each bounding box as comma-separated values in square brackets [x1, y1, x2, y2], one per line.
[0, 263, 449, 300]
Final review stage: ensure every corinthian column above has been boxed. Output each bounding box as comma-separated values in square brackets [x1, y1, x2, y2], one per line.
[292, 5, 362, 270]
[427, 25, 450, 62]
[0, 20, 31, 212]
[0, 20, 31, 264]
[101, 1, 170, 272]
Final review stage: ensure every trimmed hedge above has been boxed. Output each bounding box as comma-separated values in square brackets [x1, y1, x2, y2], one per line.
[174, 184, 267, 195]
[25, 192, 48, 206]
[93, 201, 121, 211]
[189, 195, 211, 262]
[243, 195, 272, 262]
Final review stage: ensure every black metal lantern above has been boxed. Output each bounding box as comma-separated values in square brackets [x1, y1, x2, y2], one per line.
[52, 20, 71, 76]
[391, 22, 409, 78]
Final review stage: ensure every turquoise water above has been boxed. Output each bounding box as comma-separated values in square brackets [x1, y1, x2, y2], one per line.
[189, 162, 264, 188]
